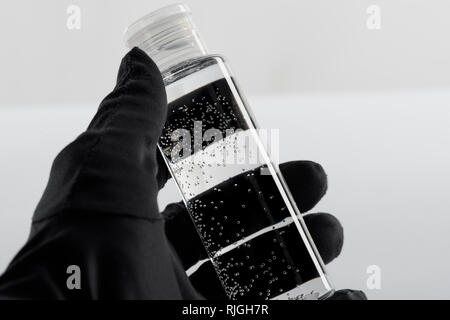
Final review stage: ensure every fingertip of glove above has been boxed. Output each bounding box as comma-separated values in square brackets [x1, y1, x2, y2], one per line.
[327, 289, 368, 300]
[305, 212, 344, 264]
[162, 201, 187, 221]
[116, 47, 163, 89]
[112, 46, 168, 131]
[280, 160, 328, 213]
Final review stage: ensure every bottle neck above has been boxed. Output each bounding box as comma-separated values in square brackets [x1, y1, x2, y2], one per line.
[124, 4, 208, 74]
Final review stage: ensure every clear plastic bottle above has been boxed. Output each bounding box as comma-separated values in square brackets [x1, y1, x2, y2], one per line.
[124, 3, 333, 300]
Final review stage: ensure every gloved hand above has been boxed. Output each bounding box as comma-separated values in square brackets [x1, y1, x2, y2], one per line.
[0, 47, 366, 300]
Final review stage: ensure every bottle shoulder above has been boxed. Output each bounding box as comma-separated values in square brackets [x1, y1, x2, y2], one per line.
[161, 54, 226, 86]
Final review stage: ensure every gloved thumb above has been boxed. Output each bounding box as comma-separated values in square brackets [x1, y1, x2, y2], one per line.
[34, 47, 168, 222]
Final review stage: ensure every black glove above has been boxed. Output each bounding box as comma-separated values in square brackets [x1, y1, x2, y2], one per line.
[0, 47, 365, 300]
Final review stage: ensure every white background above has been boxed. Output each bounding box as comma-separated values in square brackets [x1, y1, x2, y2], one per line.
[1, 0, 450, 299]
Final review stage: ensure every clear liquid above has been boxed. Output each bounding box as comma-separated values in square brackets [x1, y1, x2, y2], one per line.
[160, 57, 332, 300]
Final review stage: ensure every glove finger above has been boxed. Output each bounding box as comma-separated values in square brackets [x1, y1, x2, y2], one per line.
[279, 160, 328, 213]
[303, 212, 344, 264]
[160, 160, 327, 211]
[326, 289, 367, 300]
[88, 47, 166, 137]
[34, 47, 167, 221]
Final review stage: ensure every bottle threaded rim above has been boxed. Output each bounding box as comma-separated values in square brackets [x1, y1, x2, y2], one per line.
[123, 3, 208, 73]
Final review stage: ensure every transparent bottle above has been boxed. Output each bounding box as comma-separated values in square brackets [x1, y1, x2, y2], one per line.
[124, 3, 333, 300]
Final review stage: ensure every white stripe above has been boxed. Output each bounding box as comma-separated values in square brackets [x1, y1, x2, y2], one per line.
[170, 130, 264, 200]
[211, 217, 294, 259]
[186, 258, 210, 277]
[185, 217, 295, 277]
